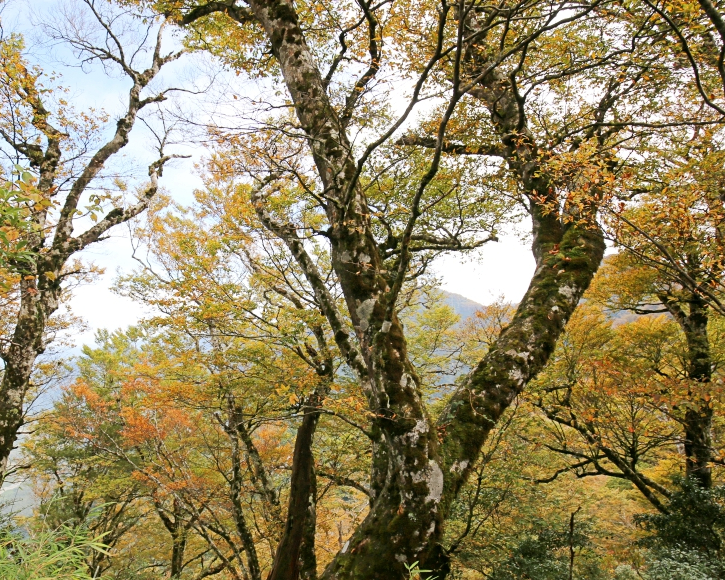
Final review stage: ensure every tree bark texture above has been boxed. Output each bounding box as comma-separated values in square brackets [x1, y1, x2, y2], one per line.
[246, 2, 447, 574]
[178, 1, 606, 577]
[155, 498, 190, 579]
[0, 276, 60, 482]
[267, 407, 320, 580]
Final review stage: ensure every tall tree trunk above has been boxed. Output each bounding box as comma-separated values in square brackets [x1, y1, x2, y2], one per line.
[170, 527, 188, 579]
[662, 290, 714, 488]
[245, 3, 448, 573]
[682, 296, 713, 488]
[0, 18, 180, 487]
[226, 408, 263, 580]
[267, 405, 320, 580]
[176, 1, 606, 576]
[268, 348, 331, 580]
[0, 275, 60, 483]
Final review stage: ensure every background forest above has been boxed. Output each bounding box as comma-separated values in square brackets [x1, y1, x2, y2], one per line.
[0, 0, 724, 578]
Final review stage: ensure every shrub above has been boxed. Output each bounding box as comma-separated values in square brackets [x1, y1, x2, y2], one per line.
[0, 524, 107, 580]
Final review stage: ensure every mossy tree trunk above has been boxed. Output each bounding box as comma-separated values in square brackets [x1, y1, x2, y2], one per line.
[177, 1, 607, 578]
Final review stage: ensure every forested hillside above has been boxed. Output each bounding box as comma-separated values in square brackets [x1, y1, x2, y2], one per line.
[0, 0, 724, 579]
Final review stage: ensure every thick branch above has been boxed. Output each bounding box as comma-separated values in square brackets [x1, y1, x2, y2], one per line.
[397, 134, 505, 157]
[52, 22, 183, 250]
[172, 1, 254, 26]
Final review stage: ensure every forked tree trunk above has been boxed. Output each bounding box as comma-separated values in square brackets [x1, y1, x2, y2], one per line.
[155, 498, 190, 579]
[178, 1, 606, 577]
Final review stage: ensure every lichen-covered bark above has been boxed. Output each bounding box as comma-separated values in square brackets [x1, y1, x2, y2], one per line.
[425, 12, 607, 569]
[0, 96, 64, 482]
[0, 274, 60, 483]
[177, 1, 606, 577]
[437, 218, 604, 504]
[245, 1, 446, 575]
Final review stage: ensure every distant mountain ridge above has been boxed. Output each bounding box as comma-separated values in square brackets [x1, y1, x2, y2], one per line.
[441, 291, 665, 327]
[442, 291, 484, 322]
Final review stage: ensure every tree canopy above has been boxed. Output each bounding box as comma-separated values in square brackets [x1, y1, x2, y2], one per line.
[0, 0, 724, 579]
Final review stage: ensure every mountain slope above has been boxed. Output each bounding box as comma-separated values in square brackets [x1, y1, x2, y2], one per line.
[441, 291, 484, 322]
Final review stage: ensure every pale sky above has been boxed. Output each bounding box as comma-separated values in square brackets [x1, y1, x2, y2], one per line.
[4, 0, 537, 351]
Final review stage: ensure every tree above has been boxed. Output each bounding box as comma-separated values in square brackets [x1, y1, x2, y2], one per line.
[26, 329, 153, 578]
[590, 124, 725, 488]
[595, 0, 725, 488]
[140, 0, 637, 574]
[29, 326, 258, 579]
[0, 0, 190, 484]
[529, 302, 687, 512]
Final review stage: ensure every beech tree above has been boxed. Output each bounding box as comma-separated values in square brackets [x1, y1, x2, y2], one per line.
[117, 0, 725, 573]
[141, 0, 643, 575]
[592, 126, 725, 489]
[153, 0, 725, 572]
[0, 0, 190, 484]
[599, 0, 725, 490]
[114, 171, 449, 577]
[530, 302, 690, 512]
